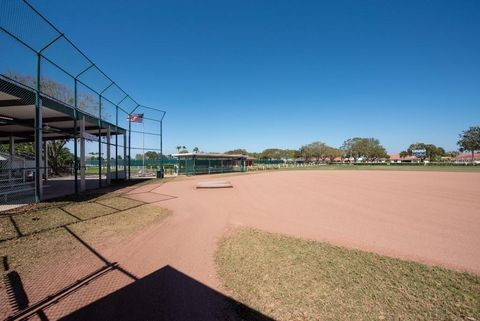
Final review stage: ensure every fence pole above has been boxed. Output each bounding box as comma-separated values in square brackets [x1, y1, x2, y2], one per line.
[115, 105, 118, 181]
[73, 79, 78, 195]
[34, 53, 42, 202]
[128, 119, 131, 180]
[98, 95, 102, 188]
[160, 119, 163, 172]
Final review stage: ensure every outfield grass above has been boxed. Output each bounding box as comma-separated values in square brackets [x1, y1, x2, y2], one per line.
[216, 229, 480, 321]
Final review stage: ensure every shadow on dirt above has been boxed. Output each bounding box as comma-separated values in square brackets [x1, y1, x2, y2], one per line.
[60, 265, 274, 321]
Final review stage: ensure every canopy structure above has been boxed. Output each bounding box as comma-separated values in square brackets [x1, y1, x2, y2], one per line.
[0, 77, 128, 204]
[0, 78, 126, 143]
[172, 153, 247, 176]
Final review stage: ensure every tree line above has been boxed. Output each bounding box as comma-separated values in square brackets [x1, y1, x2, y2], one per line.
[222, 126, 480, 162]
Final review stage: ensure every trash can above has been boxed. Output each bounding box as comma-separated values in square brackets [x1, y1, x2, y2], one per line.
[156, 170, 164, 179]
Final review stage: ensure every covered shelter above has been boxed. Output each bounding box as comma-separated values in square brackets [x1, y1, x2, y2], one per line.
[0, 77, 127, 203]
[172, 153, 247, 176]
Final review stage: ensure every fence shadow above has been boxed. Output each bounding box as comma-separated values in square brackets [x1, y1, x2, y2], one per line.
[60, 265, 274, 321]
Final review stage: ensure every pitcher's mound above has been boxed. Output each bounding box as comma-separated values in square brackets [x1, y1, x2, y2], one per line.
[196, 180, 233, 189]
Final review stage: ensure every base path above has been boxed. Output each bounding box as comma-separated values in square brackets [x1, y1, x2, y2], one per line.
[41, 170, 480, 320]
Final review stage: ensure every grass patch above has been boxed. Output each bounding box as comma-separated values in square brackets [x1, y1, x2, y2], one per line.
[62, 202, 117, 220]
[216, 229, 480, 321]
[0, 228, 89, 275]
[95, 196, 144, 210]
[0, 217, 17, 241]
[70, 204, 170, 245]
[12, 208, 77, 235]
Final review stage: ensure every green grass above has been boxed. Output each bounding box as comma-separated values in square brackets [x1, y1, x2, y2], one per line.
[0, 217, 17, 241]
[216, 229, 480, 321]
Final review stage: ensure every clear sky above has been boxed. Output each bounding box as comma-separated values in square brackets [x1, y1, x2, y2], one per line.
[28, 0, 480, 154]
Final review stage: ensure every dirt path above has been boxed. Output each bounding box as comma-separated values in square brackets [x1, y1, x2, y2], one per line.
[35, 170, 480, 319]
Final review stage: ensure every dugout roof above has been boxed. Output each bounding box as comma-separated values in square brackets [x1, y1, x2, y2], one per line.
[0, 78, 126, 144]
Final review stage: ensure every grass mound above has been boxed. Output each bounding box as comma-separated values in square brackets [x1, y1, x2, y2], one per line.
[216, 229, 480, 321]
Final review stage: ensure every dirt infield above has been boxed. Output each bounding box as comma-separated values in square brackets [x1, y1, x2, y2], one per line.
[131, 170, 480, 281]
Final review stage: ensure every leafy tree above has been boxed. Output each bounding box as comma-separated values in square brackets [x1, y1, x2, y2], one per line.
[47, 140, 74, 176]
[261, 148, 285, 160]
[1, 140, 73, 176]
[300, 141, 329, 162]
[457, 126, 480, 161]
[285, 149, 300, 160]
[399, 151, 409, 158]
[225, 148, 248, 155]
[6, 72, 97, 113]
[193, 147, 200, 153]
[341, 138, 387, 162]
[325, 147, 342, 162]
[145, 151, 161, 160]
[406, 143, 446, 161]
[248, 152, 262, 159]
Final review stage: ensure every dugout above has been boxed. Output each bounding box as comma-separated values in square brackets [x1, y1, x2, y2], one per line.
[173, 153, 247, 176]
[0, 77, 127, 203]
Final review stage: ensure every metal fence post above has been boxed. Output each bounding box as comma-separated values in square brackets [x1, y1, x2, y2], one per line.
[34, 52, 42, 202]
[98, 95, 102, 188]
[128, 118, 131, 180]
[73, 79, 78, 195]
[115, 105, 119, 181]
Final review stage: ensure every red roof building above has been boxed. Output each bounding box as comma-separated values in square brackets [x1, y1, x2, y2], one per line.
[454, 153, 480, 162]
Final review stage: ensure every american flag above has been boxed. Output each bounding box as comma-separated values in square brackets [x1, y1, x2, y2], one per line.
[127, 113, 144, 123]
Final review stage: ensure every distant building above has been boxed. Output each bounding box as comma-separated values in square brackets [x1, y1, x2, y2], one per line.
[454, 153, 480, 163]
[389, 154, 419, 163]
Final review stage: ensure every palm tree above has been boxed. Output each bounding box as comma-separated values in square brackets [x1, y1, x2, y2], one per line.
[193, 147, 199, 153]
[176, 146, 181, 153]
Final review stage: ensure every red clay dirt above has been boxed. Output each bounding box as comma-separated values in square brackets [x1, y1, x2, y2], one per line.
[136, 170, 480, 275]
[5, 170, 480, 320]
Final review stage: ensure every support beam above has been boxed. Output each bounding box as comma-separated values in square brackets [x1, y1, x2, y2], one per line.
[80, 116, 86, 192]
[44, 140, 48, 181]
[128, 120, 131, 180]
[123, 134, 127, 179]
[160, 119, 163, 174]
[8, 136, 14, 180]
[115, 106, 118, 181]
[98, 97, 102, 188]
[73, 79, 78, 195]
[34, 53, 43, 202]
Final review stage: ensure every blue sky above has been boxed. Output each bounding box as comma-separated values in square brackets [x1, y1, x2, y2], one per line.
[28, 0, 480, 154]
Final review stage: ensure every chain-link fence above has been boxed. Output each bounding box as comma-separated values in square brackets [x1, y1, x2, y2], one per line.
[0, 0, 166, 209]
